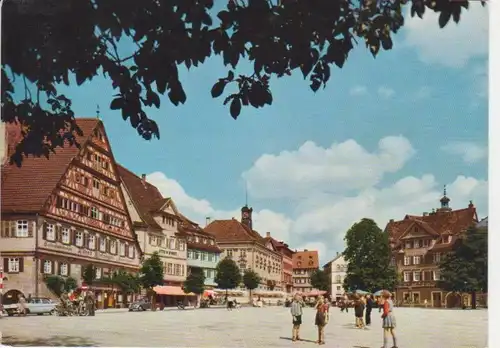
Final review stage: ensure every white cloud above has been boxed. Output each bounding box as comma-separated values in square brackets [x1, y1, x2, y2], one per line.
[403, 3, 488, 68]
[242, 136, 415, 199]
[146, 138, 488, 265]
[377, 86, 395, 99]
[413, 86, 432, 100]
[441, 141, 488, 164]
[349, 86, 368, 96]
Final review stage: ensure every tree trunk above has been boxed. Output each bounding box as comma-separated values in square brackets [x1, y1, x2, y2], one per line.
[471, 291, 477, 309]
[150, 289, 157, 311]
[249, 289, 252, 304]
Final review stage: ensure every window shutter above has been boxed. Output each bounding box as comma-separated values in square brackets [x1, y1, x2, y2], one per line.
[42, 222, 47, 240]
[96, 236, 100, 251]
[28, 221, 34, 237]
[72, 230, 77, 245]
[124, 244, 128, 257]
[19, 258, 24, 272]
[1, 221, 5, 238]
[67, 263, 71, 276]
[106, 239, 110, 253]
[51, 260, 55, 274]
[3, 258, 8, 272]
[40, 259, 44, 274]
[83, 233, 87, 248]
[56, 226, 62, 242]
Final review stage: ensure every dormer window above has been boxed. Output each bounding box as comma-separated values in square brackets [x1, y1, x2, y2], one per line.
[414, 240, 421, 248]
[446, 235, 452, 243]
[405, 242, 412, 249]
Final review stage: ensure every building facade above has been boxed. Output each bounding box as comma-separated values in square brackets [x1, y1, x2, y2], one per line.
[263, 232, 294, 293]
[323, 252, 347, 301]
[385, 189, 478, 308]
[292, 250, 319, 293]
[1, 119, 141, 309]
[118, 166, 188, 305]
[204, 206, 283, 291]
[177, 217, 221, 288]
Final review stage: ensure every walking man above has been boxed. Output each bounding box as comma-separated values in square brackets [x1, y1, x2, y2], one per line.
[291, 294, 303, 342]
[365, 294, 374, 326]
[87, 289, 96, 316]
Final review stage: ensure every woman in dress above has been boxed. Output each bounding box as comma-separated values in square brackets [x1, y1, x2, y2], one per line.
[380, 290, 398, 348]
[314, 296, 329, 345]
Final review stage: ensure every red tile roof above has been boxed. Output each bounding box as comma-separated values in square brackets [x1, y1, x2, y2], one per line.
[116, 164, 167, 230]
[292, 250, 319, 269]
[177, 215, 222, 253]
[385, 206, 478, 251]
[1, 118, 100, 213]
[204, 219, 266, 245]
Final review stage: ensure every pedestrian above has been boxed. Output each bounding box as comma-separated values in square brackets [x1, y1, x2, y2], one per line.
[17, 294, 27, 316]
[290, 294, 303, 342]
[314, 296, 329, 345]
[380, 290, 398, 348]
[354, 296, 365, 329]
[87, 290, 96, 316]
[365, 294, 374, 326]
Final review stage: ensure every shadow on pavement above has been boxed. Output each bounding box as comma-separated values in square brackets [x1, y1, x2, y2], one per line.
[279, 336, 317, 343]
[2, 335, 96, 347]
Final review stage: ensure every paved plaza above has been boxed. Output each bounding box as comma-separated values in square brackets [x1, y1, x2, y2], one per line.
[0, 307, 488, 347]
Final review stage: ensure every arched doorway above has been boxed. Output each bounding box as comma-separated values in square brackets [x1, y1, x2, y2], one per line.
[445, 292, 462, 308]
[2, 289, 25, 305]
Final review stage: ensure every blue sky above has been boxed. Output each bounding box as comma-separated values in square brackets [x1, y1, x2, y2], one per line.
[12, 3, 489, 264]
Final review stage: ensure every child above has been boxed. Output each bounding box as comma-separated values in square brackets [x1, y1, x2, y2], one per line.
[354, 297, 365, 329]
[290, 294, 303, 342]
[380, 291, 398, 348]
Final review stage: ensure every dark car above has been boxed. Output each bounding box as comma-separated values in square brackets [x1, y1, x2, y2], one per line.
[128, 299, 151, 312]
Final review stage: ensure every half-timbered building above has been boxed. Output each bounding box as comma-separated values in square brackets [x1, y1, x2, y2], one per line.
[1, 118, 141, 309]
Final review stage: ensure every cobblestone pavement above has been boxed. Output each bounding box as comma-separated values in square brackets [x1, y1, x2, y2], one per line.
[0, 307, 488, 347]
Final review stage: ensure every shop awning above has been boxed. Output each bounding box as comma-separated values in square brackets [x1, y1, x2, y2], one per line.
[153, 286, 195, 296]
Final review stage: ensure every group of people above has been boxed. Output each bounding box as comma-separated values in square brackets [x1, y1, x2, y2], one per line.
[290, 294, 330, 345]
[60, 289, 96, 316]
[289, 291, 397, 348]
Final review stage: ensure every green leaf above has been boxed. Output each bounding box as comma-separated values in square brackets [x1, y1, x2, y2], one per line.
[438, 10, 452, 28]
[230, 97, 241, 119]
[211, 80, 226, 98]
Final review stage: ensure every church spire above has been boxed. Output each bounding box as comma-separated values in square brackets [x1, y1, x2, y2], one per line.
[438, 185, 451, 212]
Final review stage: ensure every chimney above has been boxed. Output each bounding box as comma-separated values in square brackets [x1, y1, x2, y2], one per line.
[423, 212, 428, 216]
[336, 252, 339, 256]
[141, 174, 146, 184]
[205, 217, 211, 226]
[266, 232, 271, 238]
[389, 219, 394, 223]
[468, 200, 474, 208]
[304, 249, 308, 252]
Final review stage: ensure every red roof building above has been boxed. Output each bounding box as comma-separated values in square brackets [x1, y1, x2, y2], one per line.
[292, 249, 320, 293]
[385, 187, 478, 308]
[204, 206, 284, 292]
[1, 118, 141, 308]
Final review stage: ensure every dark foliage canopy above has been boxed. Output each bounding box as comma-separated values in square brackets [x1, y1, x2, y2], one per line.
[310, 269, 329, 291]
[44, 275, 78, 297]
[243, 269, 261, 291]
[139, 251, 164, 289]
[343, 218, 397, 292]
[1, 0, 483, 166]
[438, 225, 488, 294]
[110, 269, 141, 294]
[215, 257, 241, 290]
[184, 267, 206, 295]
[81, 264, 97, 286]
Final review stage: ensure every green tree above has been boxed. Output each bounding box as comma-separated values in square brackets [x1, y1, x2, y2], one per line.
[214, 257, 241, 297]
[110, 269, 141, 305]
[44, 275, 78, 297]
[139, 252, 164, 311]
[184, 267, 206, 306]
[310, 269, 329, 291]
[243, 269, 261, 300]
[343, 218, 397, 292]
[266, 279, 277, 291]
[438, 225, 488, 309]
[1, 0, 482, 166]
[81, 264, 97, 286]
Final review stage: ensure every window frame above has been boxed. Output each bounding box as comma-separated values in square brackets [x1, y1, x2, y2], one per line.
[16, 220, 29, 237]
[43, 260, 52, 274]
[61, 228, 71, 244]
[8, 257, 20, 272]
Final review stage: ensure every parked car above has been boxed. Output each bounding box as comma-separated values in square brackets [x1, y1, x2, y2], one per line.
[128, 299, 151, 312]
[3, 297, 57, 316]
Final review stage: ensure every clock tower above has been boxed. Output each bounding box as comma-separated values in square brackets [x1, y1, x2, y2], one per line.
[241, 205, 253, 230]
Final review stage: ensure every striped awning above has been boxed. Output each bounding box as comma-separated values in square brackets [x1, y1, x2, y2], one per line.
[153, 286, 195, 296]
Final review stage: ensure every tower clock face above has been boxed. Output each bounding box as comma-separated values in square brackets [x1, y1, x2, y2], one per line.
[242, 212, 249, 218]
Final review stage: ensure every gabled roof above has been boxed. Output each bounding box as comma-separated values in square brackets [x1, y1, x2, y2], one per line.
[204, 218, 266, 245]
[323, 252, 344, 268]
[398, 219, 440, 240]
[1, 118, 100, 213]
[116, 164, 166, 230]
[177, 217, 222, 253]
[385, 206, 478, 241]
[292, 250, 319, 269]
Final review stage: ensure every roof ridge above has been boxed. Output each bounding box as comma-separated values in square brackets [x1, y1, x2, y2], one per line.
[116, 163, 164, 197]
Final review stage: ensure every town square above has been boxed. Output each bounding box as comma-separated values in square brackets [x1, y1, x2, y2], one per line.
[0, 0, 491, 347]
[1, 306, 488, 347]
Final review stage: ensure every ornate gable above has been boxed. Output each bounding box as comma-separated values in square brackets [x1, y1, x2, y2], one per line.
[398, 220, 439, 240]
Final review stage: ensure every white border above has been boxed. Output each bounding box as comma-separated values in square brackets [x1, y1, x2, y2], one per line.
[489, 1, 498, 348]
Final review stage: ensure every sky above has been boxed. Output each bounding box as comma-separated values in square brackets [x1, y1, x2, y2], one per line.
[10, 3, 489, 265]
